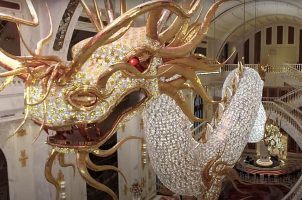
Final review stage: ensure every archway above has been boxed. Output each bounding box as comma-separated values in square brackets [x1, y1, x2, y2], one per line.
[0, 149, 9, 200]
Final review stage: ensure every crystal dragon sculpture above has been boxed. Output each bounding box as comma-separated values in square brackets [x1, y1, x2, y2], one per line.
[0, 0, 265, 199]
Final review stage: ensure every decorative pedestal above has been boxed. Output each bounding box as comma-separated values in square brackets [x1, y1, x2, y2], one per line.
[256, 141, 273, 167]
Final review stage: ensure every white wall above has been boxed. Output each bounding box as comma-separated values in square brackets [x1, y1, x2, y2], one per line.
[225, 23, 301, 65]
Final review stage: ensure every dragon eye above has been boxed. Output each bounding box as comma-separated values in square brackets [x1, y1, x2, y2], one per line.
[126, 49, 152, 73]
[128, 56, 145, 72]
[129, 56, 139, 66]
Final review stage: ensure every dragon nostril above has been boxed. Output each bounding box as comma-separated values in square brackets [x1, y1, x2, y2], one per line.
[67, 87, 99, 110]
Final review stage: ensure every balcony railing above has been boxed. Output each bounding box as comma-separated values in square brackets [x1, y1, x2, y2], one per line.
[262, 101, 302, 138]
[279, 88, 302, 107]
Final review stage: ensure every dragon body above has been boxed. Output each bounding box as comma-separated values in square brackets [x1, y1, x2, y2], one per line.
[144, 67, 264, 198]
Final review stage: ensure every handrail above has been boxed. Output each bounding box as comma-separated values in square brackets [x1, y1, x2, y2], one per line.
[263, 101, 302, 199]
[262, 101, 302, 136]
[221, 64, 302, 83]
[263, 97, 279, 101]
[279, 88, 302, 106]
[274, 100, 302, 124]
[283, 175, 302, 200]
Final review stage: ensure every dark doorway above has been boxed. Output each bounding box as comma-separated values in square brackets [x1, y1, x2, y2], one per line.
[0, 149, 9, 200]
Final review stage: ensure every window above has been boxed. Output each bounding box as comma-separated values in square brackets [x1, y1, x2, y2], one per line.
[288, 26, 295, 44]
[299, 30, 302, 63]
[266, 27, 272, 45]
[277, 26, 283, 44]
[0, 0, 20, 9]
[244, 39, 249, 64]
[254, 31, 261, 64]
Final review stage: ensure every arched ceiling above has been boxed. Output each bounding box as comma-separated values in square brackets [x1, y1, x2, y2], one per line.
[193, 0, 302, 56]
[204, 0, 302, 37]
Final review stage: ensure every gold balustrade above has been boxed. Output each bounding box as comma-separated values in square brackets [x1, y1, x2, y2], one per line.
[262, 101, 302, 199]
[262, 101, 302, 135]
[274, 100, 302, 125]
[279, 89, 302, 106]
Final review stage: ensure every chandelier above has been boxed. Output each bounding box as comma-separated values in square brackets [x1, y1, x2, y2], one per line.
[0, 0, 265, 199]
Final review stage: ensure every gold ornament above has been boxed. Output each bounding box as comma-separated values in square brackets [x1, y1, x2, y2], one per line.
[0, 0, 231, 199]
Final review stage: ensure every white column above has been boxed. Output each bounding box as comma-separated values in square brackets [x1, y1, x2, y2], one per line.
[117, 114, 156, 200]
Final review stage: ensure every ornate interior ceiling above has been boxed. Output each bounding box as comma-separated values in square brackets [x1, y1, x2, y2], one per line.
[202, 0, 302, 53]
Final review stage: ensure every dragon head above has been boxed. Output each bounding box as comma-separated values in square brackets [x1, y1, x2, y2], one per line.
[0, 0, 228, 150]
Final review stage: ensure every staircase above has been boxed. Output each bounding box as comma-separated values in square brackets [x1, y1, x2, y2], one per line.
[261, 101, 302, 200]
[222, 64, 302, 85]
[279, 88, 302, 109]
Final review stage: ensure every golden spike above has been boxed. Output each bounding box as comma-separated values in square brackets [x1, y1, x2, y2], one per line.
[97, 62, 169, 90]
[166, 56, 222, 72]
[167, 78, 193, 90]
[159, 81, 205, 122]
[16, 24, 35, 56]
[157, 10, 172, 32]
[76, 151, 118, 200]
[93, 0, 104, 29]
[93, 136, 143, 157]
[0, 67, 27, 77]
[31, 122, 44, 144]
[232, 76, 237, 93]
[167, 20, 190, 47]
[45, 149, 60, 200]
[158, 64, 218, 103]
[158, 0, 229, 58]
[6, 105, 29, 141]
[58, 153, 75, 176]
[85, 155, 127, 184]
[35, 3, 53, 55]
[216, 103, 224, 121]
[68, 0, 193, 78]
[159, 16, 185, 43]
[26, 63, 60, 106]
[32, 100, 47, 144]
[146, 8, 163, 40]
[0, 75, 14, 93]
[238, 62, 244, 77]
[159, 0, 201, 43]
[120, 0, 127, 15]
[199, 123, 213, 143]
[105, 0, 115, 23]
[216, 50, 236, 65]
[103, 21, 133, 45]
[193, 2, 203, 24]
[0, 0, 38, 26]
[80, 0, 102, 31]
[0, 47, 27, 68]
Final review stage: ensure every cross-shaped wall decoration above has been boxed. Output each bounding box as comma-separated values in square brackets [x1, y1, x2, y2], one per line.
[16, 129, 27, 137]
[139, 119, 144, 130]
[19, 150, 28, 167]
[57, 169, 65, 182]
[121, 124, 126, 132]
